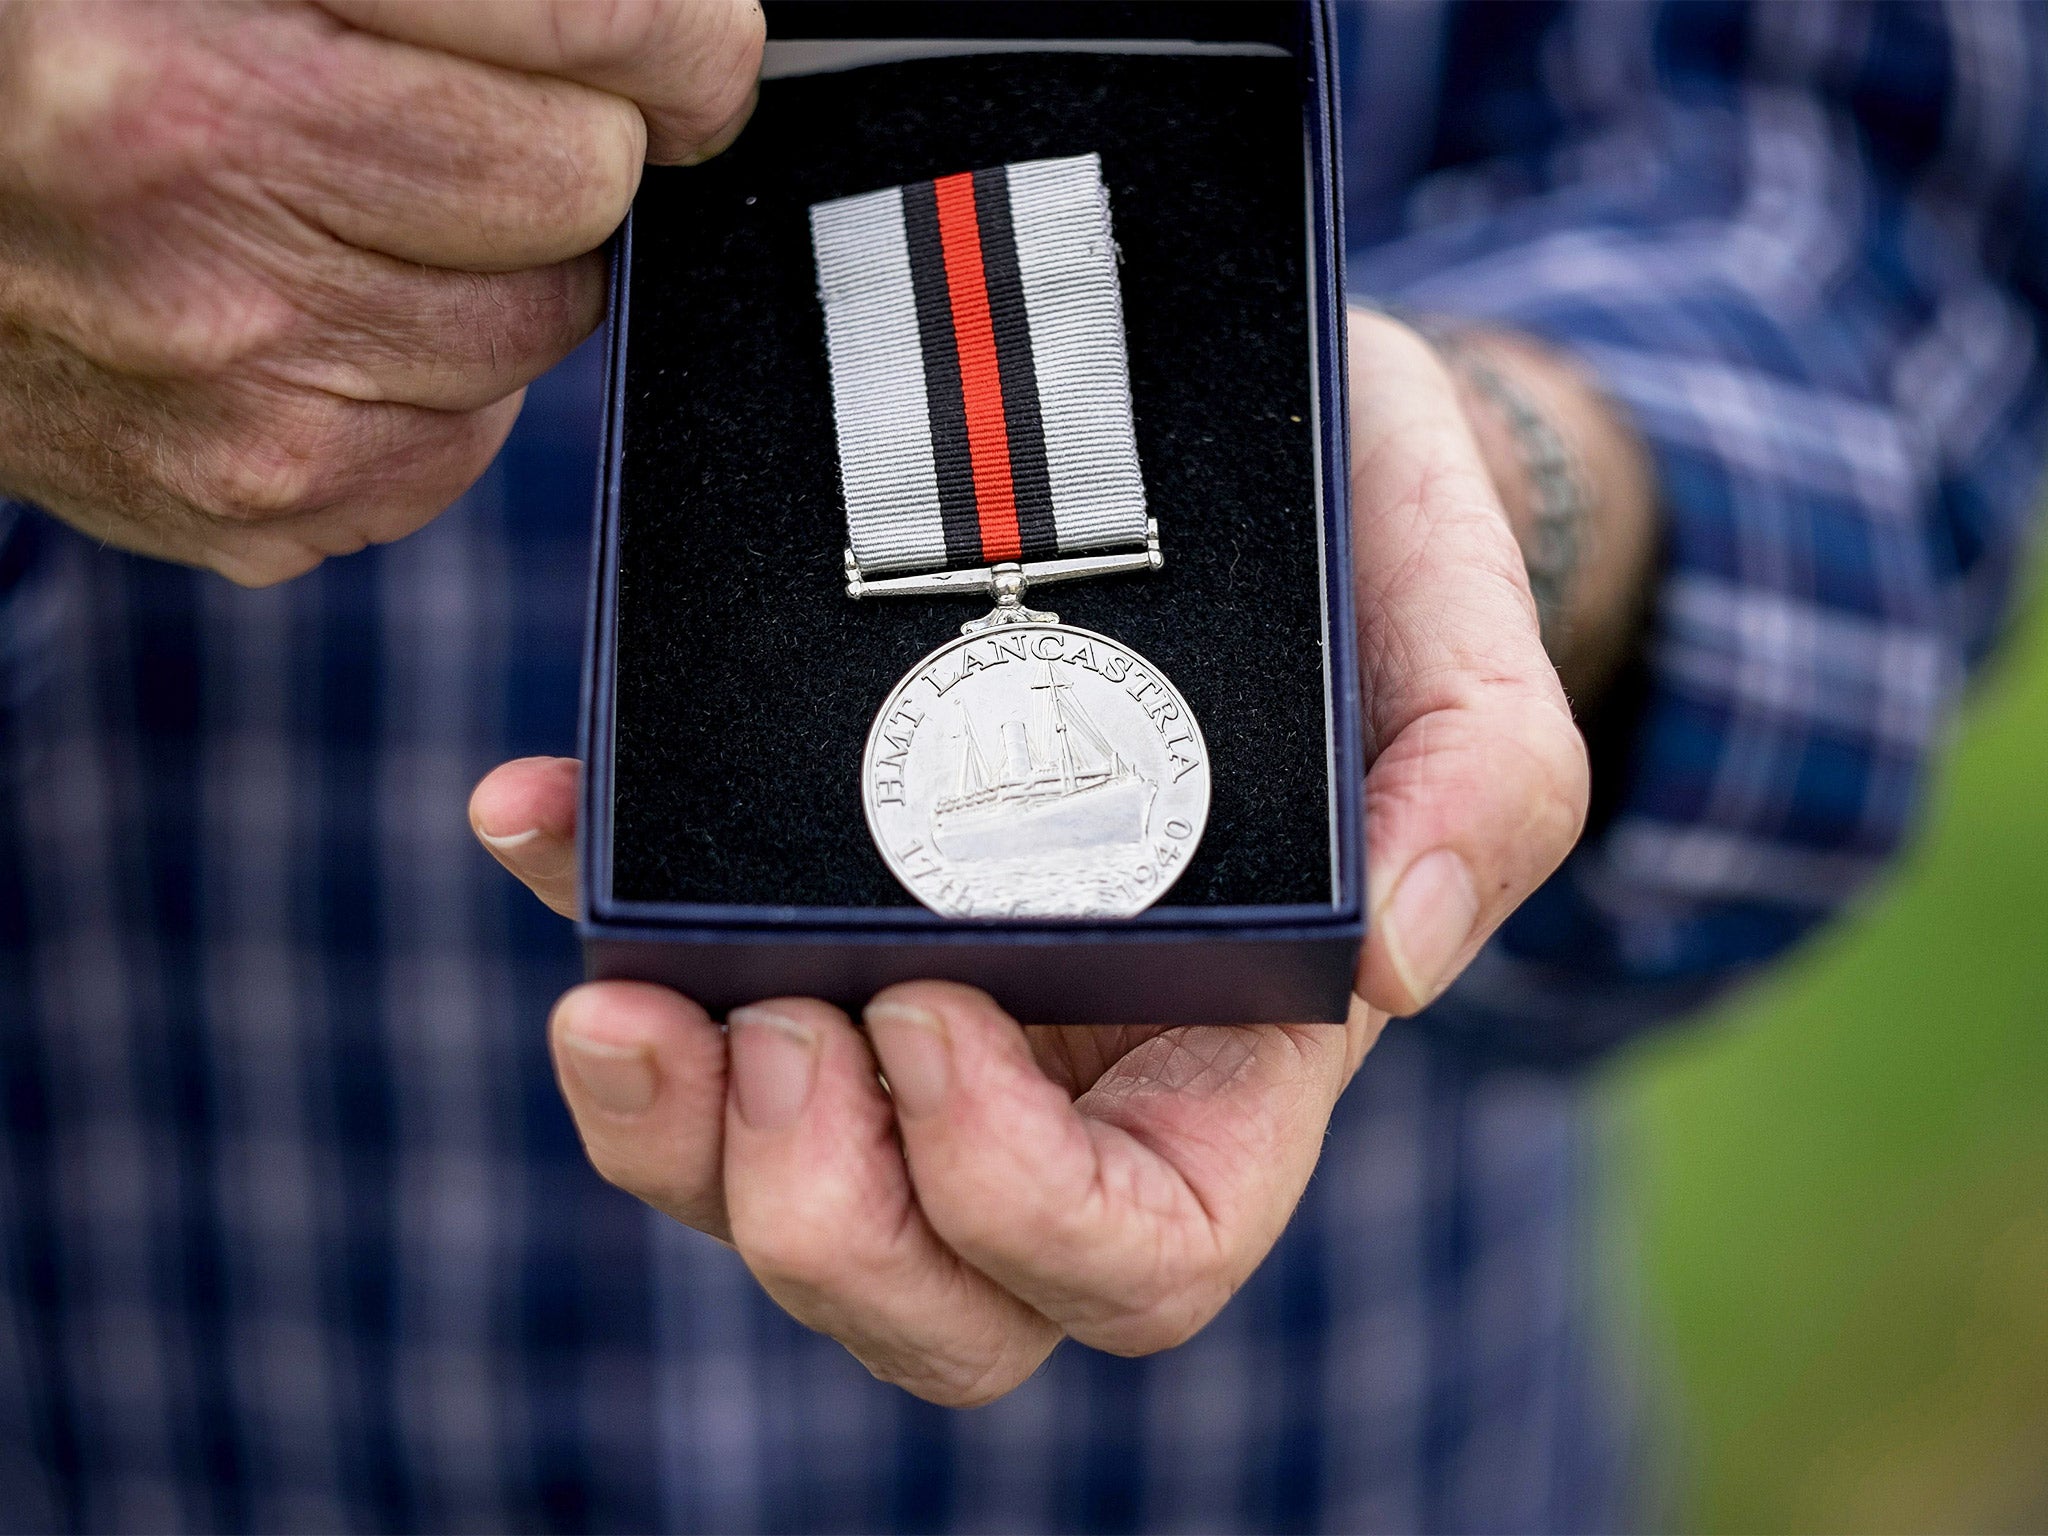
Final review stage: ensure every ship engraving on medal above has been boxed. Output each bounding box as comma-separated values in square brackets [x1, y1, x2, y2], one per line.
[932, 664, 1154, 864]
[862, 622, 1209, 919]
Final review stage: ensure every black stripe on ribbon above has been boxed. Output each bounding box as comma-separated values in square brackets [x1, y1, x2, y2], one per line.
[972, 167, 1058, 561]
[900, 179, 982, 568]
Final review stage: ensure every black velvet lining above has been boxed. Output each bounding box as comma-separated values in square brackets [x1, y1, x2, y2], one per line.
[611, 52, 1329, 909]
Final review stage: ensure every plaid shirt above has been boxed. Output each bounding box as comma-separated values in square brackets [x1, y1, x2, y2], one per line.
[3, 3, 2043, 1530]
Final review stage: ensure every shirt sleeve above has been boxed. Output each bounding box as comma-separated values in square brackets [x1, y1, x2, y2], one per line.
[1346, 1, 2048, 1066]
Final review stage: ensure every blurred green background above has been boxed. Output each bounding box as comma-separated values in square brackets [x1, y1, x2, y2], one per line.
[1609, 577, 2048, 1532]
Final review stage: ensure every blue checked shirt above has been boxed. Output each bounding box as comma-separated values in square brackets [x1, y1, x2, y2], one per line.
[2, 3, 2043, 1530]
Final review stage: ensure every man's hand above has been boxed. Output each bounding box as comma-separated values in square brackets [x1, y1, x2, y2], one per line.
[0, 0, 761, 584]
[469, 310, 1606, 1405]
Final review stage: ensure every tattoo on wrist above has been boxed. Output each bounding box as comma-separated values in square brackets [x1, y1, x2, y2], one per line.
[1430, 335, 1591, 659]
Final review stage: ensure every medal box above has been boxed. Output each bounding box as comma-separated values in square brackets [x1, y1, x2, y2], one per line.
[578, 0, 1364, 1024]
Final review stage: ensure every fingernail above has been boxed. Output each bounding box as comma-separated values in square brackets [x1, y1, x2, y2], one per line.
[728, 1006, 819, 1131]
[558, 1024, 658, 1117]
[864, 1000, 949, 1119]
[1378, 849, 1481, 1010]
[471, 794, 541, 849]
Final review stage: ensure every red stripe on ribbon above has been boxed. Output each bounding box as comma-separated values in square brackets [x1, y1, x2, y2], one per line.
[932, 171, 1023, 563]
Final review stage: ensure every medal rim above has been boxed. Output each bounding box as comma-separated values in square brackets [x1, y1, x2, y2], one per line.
[861, 621, 1211, 919]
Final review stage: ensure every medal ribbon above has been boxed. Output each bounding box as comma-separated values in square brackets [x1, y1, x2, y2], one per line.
[812, 153, 1149, 576]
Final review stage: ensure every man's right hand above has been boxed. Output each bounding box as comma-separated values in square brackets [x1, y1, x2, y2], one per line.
[0, 0, 762, 585]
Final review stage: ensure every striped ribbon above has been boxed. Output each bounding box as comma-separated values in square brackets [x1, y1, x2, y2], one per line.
[811, 153, 1148, 576]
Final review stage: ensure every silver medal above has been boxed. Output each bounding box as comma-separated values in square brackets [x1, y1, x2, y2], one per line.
[862, 617, 1208, 918]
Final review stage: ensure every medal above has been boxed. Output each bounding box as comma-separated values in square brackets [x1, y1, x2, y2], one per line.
[811, 153, 1210, 918]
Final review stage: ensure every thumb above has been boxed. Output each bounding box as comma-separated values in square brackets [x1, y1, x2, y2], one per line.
[1345, 309, 1589, 1015]
[469, 755, 581, 918]
[317, 0, 765, 165]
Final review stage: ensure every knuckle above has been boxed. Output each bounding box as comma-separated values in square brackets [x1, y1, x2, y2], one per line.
[728, 1175, 865, 1285]
[733, 1212, 844, 1288]
[456, 87, 641, 258]
[105, 290, 296, 381]
[966, 1187, 1081, 1261]
[201, 449, 322, 525]
[445, 267, 595, 381]
[489, 100, 643, 255]
[188, 397, 352, 524]
[3, 25, 303, 382]
[1053, 1209, 1245, 1357]
[731, 1174, 903, 1294]
[2, 12, 148, 186]
[530, 257, 607, 344]
[929, 1169, 1079, 1263]
[573, 103, 647, 233]
[8, 14, 250, 211]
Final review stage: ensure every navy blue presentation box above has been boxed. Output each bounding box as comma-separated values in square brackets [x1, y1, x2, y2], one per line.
[578, 0, 1364, 1024]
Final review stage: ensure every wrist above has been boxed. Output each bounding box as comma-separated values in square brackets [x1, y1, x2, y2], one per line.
[1425, 325, 1657, 704]
[1434, 335, 1586, 654]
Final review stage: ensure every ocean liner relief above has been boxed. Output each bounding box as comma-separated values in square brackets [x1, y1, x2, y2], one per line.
[932, 666, 1158, 862]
